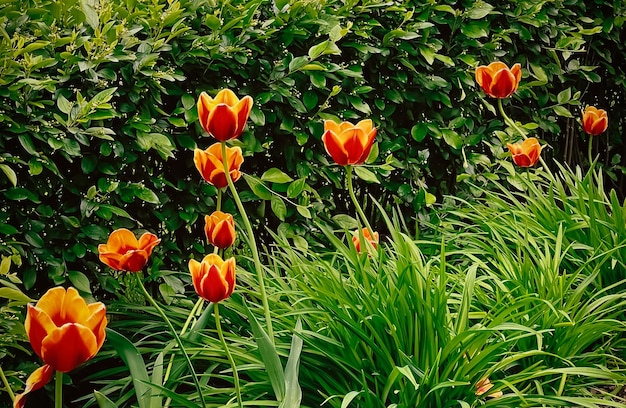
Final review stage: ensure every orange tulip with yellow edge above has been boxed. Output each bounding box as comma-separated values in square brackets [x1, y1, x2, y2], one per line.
[98, 228, 161, 272]
[352, 227, 379, 253]
[322, 119, 377, 166]
[14, 287, 107, 407]
[475, 377, 503, 399]
[189, 254, 236, 303]
[197, 89, 253, 141]
[475, 62, 522, 99]
[194, 142, 243, 188]
[506, 137, 543, 168]
[205, 211, 236, 249]
[582, 106, 608, 136]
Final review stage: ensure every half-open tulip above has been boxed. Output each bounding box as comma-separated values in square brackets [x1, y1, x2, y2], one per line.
[197, 89, 253, 141]
[352, 227, 379, 253]
[205, 211, 236, 249]
[582, 106, 608, 136]
[189, 254, 236, 303]
[475, 62, 522, 98]
[475, 377, 503, 398]
[506, 137, 543, 167]
[15, 287, 107, 407]
[322, 119, 377, 166]
[98, 228, 160, 272]
[194, 142, 243, 188]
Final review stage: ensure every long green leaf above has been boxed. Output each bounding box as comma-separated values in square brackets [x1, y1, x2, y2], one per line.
[279, 319, 303, 408]
[94, 391, 117, 408]
[106, 328, 151, 408]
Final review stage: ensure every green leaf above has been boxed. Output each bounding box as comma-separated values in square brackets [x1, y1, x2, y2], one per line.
[557, 88, 572, 105]
[57, 94, 73, 114]
[341, 391, 363, 408]
[244, 174, 272, 200]
[279, 319, 303, 408]
[0, 164, 17, 186]
[287, 178, 307, 198]
[354, 166, 379, 184]
[553, 105, 573, 118]
[308, 40, 330, 59]
[132, 184, 160, 204]
[466, 2, 493, 19]
[243, 299, 285, 400]
[106, 328, 152, 408]
[271, 195, 287, 221]
[411, 123, 429, 142]
[68, 271, 91, 293]
[296, 205, 311, 218]
[0, 256, 11, 275]
[332, 214, 359, 229]
[81, 0, 100, 30]
[0, 287, 33, 303]
[262, 168, 294, 184]
[94, 391, 117, 408]
[442, 129, 463, 149]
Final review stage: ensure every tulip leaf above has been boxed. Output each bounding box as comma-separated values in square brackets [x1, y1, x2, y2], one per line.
[341, 390, 363, 408]
[106, 328, 152, 408]
[94, 391, 117, 408]
[243, 298, 286, 401]
[279, 319, 303, 408]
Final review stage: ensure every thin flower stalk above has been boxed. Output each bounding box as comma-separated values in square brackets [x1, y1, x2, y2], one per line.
[346, 165, 375, 238]
[54, 371, 62, 408]
[0, 366, 15, 402]
[215, 303, 243, 408]
[220, 141, 273, 340]
[134, 273, 206, 408]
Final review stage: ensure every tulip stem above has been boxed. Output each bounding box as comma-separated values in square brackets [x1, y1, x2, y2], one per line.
[55, 371, 63, 408]
[216, 188, 222, 212]
[588, 135, 594, 166]
[220, 142, 273, 341]
[135, 274, 206, 408]
[215, 303, 243, 408]
[346, 165, 375, 236]
[0, 366, 14, 402]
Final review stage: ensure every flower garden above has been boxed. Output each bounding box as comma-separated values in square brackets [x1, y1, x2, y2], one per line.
[1, 1, 626, 407]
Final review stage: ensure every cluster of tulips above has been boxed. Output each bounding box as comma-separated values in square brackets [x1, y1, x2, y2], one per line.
[14, 58, 609, 407]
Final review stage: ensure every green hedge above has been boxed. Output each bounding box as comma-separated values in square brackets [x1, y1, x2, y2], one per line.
[0, 0, 625, 294]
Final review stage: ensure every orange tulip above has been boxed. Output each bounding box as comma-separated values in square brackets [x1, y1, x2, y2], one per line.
[506, 137, 543, 167]
[475, 377, 503, 398]
[98, 228, 160, 272]
[188, 254, 236, 303]
[352, 227, 379, 253]
[194, 142, 243, 188]
[205, 211, 236, 249]
[197, 89, 253, 141]
[582, 106, 608, 136]
[13, 364, 54, 408]
[322, 119, 377, 166]
[475, 62, 522, 98]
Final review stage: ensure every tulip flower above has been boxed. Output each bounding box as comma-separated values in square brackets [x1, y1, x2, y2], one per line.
[98, 228, 160, 272]
[194, 142, 243, 188]
[322, 119, 377, 166]
[205, 211, 236, 249]
[475, 377, 503, 398]
[189, 254, 236, 303]
[506, 137, 543, 167]
[197, 89, 253, 141]
[582, 106, 608, 136]
[15, 287, 107, 407]
[475, 62, 522, 98]
[352, 227, 379, 253]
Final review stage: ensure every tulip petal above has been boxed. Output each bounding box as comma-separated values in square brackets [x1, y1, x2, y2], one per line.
[208, 104, 238, 141]
[25, 304, 57, 360]
[474, 65, 491, 88]
[322, 130, 350, 165]
[223, 257, 237, 298]
[215, 89, 239, 105]
[197, 92, 212, 131]
[102, 228, 139, 253]
[118, 250, 149, 272]
[13, 364, 54, 408]
[138, 232, 161, 256]
[200, 264, 229, 303]
[490, 69, 516, 98]
[41, 323, 98, 373]
[234, 95, 253, 136]
[591, 116, 608, 135]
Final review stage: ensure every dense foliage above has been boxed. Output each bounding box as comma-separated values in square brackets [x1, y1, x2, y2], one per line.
[1, 0, 625, 407]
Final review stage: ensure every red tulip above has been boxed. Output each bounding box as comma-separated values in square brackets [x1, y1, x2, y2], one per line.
[475, 62, 522, 98]
[194, 142, 243, 188]
[322, 119, 377, 166]
[506, 137, 543, 167]
[205, 211, 236, 249]
[98, 228, 160, 272]
[15, 287, 107, 407]
[189, 254, 236, 303]
[582, 106, 608, 136]
[197, 89, 253, 141]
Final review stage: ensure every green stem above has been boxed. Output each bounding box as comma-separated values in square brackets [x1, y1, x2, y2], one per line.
[163, 298, 204, 385]
[55, 371, 63, 408]
[216, 188, 222, 212]
[215, 303, 243, 408]
[345, 165, 375, 235]
[588, 135, 594, 166]
[220, 142, 273, 340]
[0, 365, 15, 402]
[135, 274, 206, 408]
